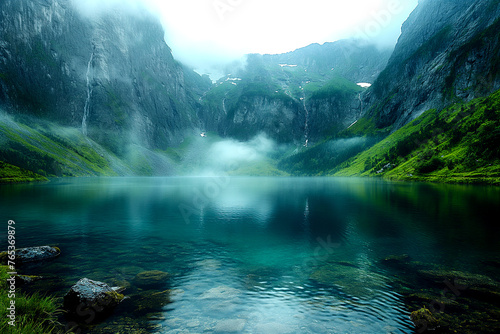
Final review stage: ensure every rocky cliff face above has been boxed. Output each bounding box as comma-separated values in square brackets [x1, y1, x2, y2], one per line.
[307, 93, 363, 139]
[366, 0, 500, 129]
[0, 0, 210, 153]
[220, 96, 303, 143]
[203, 42, 388, 144]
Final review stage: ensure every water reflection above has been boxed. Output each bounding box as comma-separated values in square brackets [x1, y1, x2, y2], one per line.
[1, 177, 499, 333]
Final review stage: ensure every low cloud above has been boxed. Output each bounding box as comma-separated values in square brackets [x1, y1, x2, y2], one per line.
[70, 0, 418, 80]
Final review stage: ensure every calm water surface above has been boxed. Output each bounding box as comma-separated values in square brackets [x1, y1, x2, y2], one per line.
[1, 177, 499, 333]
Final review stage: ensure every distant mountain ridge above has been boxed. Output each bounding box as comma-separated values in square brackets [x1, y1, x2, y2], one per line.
[202, 41, 391, 144]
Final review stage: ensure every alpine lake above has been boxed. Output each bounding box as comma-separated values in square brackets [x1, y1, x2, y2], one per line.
[1, 177, 500, 333]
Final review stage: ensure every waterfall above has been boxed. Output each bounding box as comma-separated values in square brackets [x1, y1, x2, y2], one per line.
[82, 51, 94, 136]
[358, 93, 363, 118]
[301, 87, 309, 147]
[222, 98, 227, 114]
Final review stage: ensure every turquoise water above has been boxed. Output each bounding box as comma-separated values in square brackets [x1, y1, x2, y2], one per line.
[1, 177, 500, 333]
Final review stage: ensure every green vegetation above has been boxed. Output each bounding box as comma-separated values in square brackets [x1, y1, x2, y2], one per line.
[278, 137, 378, 176]
[0, 161, 48, 184]
[0, 114, 121, 181]
[228, 159, 289, 177]
[339, 115, 390, 137]
[0, 265, 62, 333]
[309, 75, 363, 100]
[334, 88, 500, 185]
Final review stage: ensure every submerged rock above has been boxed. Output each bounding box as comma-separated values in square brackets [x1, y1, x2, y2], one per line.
[15, 274, 43, 285]
[133, 270, 170, 289]
[0, 246, 60, 264]
[309, 263, 384, 297]
[381, 254, 410, 267]
[64, 278, 125, 320]
[417, 269, 500, 291]
[122, 289, 172, 315]
[410, 307, 440, 331]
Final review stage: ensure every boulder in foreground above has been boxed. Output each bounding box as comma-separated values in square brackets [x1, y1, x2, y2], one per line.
[64, 278, 125, 320]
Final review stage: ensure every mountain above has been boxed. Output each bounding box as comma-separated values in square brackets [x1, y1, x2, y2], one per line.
[202, 42, 391, 144]
[1, 0, 499, 184]
[363, 0, 500, 129]
[0, 0, 211, 154]
[279, 0, 500, 183]
[263, 39, 392, 83]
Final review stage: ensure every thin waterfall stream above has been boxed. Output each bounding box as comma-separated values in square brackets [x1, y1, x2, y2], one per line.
[82, 51, 95, 136]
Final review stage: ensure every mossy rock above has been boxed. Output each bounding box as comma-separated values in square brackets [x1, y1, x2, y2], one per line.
[115, 266, 144, 278]
[64, 278, 125, 322]
[404, 291, 464, 313]
[410, 307, 440, 331]
[309, 263, 383, 297]
[417, 269, 500, 291]
[15, 274, 43, 285]
[0, 246, 61, 265]
[133, 270, 170, 289]
[121, 289, 172, 315]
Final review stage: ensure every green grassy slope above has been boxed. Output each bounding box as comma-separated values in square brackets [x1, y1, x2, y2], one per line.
[0, 161, 48, 184]
[0, 113, 131, 183]
[334, 89, 500, 184]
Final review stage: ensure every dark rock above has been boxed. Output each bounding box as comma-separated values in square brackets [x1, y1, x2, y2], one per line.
[417, 269, 500, 291]
[410, 307, 440, 331]
[121, 289, 172, 315]
[0, 0, 210, 154]
[404, 292, 465, 313]
[365, 0, 500, 130]
[0, 246, 60, 264]
[64, 278, 125, 320]
[15, 274, 43, 285]
[133, 270, 170, 289]
[417, 269, 500, 306]
[381, 254, 410, 267]
[309, 263, 384, 297]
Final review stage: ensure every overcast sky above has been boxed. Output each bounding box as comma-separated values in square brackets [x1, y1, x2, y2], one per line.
[73, 0, 419, 77]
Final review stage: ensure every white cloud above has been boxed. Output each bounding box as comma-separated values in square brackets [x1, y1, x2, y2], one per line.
[72, 0, 418, 76]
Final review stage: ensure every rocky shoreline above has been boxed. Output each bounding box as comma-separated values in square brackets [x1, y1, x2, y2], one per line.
[4, 246, 500, 333]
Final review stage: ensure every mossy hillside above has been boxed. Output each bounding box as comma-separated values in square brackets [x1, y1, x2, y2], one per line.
[335, 88, 500, 184]
[0, 113, 121, 179]
[308, 75, 363, 100]
[278, 137, 377, 176]
[0, 161, 48, 184]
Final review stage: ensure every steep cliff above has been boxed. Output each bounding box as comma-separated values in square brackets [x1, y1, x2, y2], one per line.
[202, 42, 389, 144]
[365, 0, 500, 129]
[0, 0, 211, 153]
